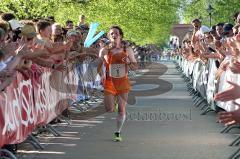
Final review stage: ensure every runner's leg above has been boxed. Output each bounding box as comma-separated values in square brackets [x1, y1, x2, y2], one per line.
[104, 93, 115, 112]
[113, 92, 128, 141]
[116, 93, 128, 133]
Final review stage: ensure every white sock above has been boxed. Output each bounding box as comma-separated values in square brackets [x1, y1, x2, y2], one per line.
[116, 113, 126, 133]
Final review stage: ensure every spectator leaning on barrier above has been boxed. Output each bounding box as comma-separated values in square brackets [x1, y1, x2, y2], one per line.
[66, 29, 81, 52]
[170, 15, 240, 128]
[198, 27, 221, 60]
[36, 20, 53, 48]
[35, 20, 66, 69]
[52, 23, 65, 43]
[184, 16, 240, 126]
[36, 20, 71, 56]
[216, 23, 225, 39]
[191, 18, 203, 48]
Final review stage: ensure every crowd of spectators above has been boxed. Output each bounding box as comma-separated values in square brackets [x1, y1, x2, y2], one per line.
[176, 12, 240, 126]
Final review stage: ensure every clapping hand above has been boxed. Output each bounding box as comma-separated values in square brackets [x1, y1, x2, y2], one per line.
[229, 61, 240, 74]
[218, 102, 240, 126]
[214, 81, 240, 102]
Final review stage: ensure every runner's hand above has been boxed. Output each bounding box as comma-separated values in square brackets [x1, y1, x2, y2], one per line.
[122, 56, 131, 65]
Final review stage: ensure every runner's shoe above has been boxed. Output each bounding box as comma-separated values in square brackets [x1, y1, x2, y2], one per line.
[113, 132, 122, 142]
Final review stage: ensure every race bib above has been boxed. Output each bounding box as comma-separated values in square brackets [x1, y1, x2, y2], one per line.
[109, 64, 126, 78]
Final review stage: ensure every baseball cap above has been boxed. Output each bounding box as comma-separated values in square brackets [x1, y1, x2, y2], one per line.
[19, 24, 37, 39]
[200, 25, 211, 34]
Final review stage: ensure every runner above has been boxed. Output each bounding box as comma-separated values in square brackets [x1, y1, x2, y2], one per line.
[99, 26, 138, 142]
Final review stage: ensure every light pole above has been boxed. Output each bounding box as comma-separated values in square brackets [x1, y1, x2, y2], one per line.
[207, 4, 214, 27]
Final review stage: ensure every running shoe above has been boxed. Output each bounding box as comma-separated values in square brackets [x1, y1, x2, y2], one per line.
[113, 132, 122, 142]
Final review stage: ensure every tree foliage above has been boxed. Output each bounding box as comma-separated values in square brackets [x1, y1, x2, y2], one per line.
[182, 0, 240, 26]
[0, 0, 181, 45]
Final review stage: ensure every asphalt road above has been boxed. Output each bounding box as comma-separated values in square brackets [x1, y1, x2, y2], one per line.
[19, 61, 239, 159]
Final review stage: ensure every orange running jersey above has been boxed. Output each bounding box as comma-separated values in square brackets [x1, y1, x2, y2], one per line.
[103, 50, 131, 95]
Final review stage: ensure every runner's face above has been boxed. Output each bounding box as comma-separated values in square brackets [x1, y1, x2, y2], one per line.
[109, 29, 121, 42]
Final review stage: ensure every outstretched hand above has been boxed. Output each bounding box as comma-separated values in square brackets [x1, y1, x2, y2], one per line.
[230, 61, 240, 74]
[214, 81, 240, 102]
[218, 102, 240, 126]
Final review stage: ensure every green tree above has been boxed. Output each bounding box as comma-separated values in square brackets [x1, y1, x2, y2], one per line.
[182, 0, 240, 26]
[0, 0, 181, 45]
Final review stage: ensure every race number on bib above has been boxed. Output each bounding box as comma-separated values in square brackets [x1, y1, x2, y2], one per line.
[109, 64, 126, 78]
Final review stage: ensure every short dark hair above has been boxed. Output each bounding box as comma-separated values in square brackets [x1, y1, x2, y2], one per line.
[191, 18, 201, 23]
[32, 18, 39, 23]
[47, 16, 55, 22]
[36, 20, 51, 33]
[216, 23, 225, 27]
[223, 23, 234, 34]
[1, 12, 15, 21]
[66, 20, 73, 26]
[211, 25, 216, 30]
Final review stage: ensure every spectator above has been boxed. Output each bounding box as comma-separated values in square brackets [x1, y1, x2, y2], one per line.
[36, 20, 52, 45]
[47, 16, 55, 24]
[8, 19, 23, 42]
[0, 12, 15, 21]
[234, 12, 240, 25]
[191, 18, 203, 46]
[65, 20, 74, 30]
[52, 23, 65, 42]
[66, 29, 81, 52]
[223, 23, 234, 37]
[78, 15, 89, 30]
[216, 23, 224, 39]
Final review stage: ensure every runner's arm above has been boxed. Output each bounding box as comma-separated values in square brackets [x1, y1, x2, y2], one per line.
[98, 48, 108, 77]
[126, 47, 138, 70]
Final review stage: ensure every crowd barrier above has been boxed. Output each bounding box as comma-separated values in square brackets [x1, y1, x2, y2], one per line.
[176, 55, 239, 112]
[0, 59, 101, 149]
[175, 55, 240, 159]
